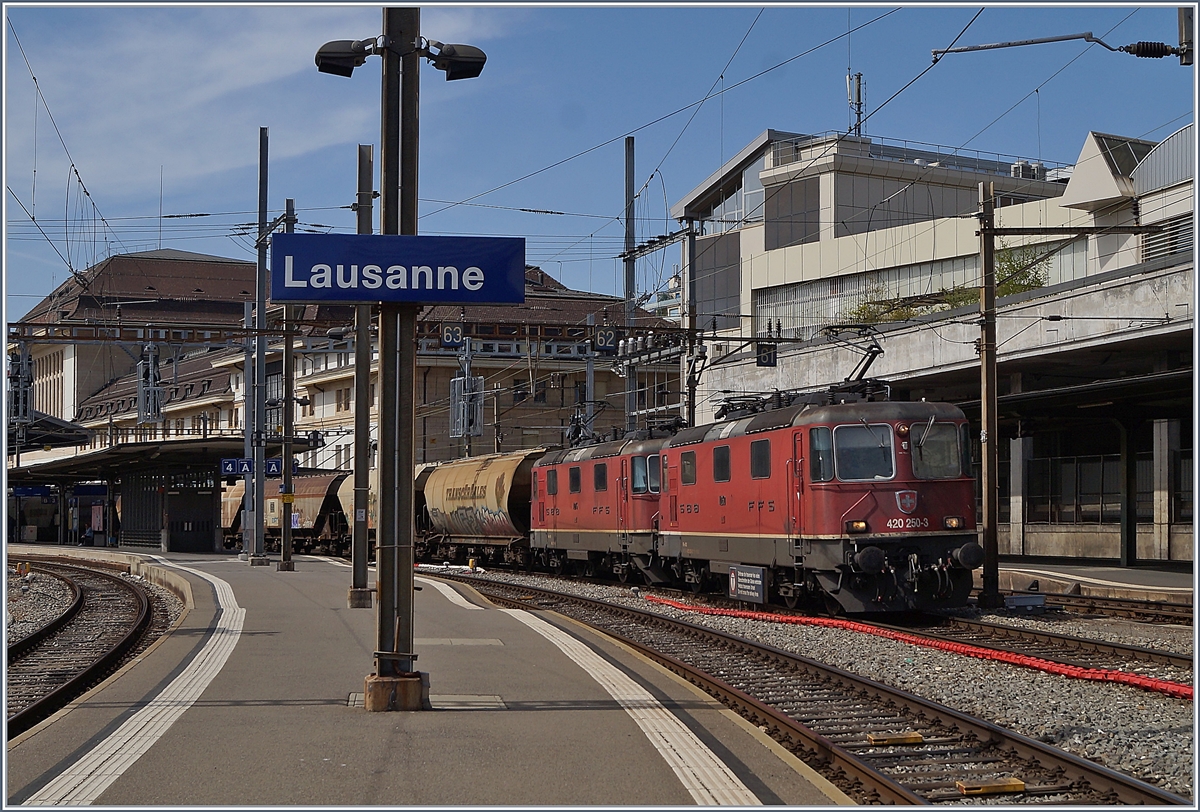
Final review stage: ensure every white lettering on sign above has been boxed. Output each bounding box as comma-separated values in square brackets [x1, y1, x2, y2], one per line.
[285, 256, 488, 292]
[284, 256, 306, 288]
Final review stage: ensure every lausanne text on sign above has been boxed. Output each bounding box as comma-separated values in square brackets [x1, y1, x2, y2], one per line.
[270, 233, 526, 304]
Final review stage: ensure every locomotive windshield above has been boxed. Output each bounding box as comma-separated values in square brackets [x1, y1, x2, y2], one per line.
[833, 423, 895, 481]
[632, 455, 662, 494]
[911, 422, 963, 478]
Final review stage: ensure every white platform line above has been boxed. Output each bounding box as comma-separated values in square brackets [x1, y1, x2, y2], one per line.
[500, 608, 760, 806]
[415, 576, 484, 610]
[24, 560, 244, 806]
[1003, 567, 1194, 594]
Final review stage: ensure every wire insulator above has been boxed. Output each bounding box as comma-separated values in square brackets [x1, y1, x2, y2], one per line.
[1121, 41, 1175, 58]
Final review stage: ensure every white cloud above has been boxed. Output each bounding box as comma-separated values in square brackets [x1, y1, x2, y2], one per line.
[5, 5, 519, 201]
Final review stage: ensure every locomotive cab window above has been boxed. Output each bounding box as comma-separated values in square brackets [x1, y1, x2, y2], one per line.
[647, 455, 661, 493]
[834, 423, 895, 481]
[750, 439, 771, 479]
[680, 451, 697, 485]
[631, 456, 648, 493]
[713, 445, 731, 483]
[911, 421, 962, 478]
[569, 466, 582, 493]
[594, 463, 608, 491]
[532, 472, 538, 498]
[809, 427, 834, 482]
[546, 469, 558, 495]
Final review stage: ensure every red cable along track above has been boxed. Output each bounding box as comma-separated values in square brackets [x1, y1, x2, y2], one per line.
[645, 596, 1193, 701]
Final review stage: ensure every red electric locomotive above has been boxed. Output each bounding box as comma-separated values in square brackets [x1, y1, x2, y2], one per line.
[530, 434, 670, 580]
[660, 393, 982, 613]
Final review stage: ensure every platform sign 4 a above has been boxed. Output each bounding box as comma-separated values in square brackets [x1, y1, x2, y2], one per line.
[221, 458, 254, 475]
[270, 233, 526, 305]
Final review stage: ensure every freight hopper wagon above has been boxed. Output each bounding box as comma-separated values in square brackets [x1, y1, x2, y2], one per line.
[222, 473, 352, 555]
[420, 449, 544, 567]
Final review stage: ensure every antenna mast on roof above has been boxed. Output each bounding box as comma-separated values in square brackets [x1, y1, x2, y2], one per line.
[847, 72, 864, 137]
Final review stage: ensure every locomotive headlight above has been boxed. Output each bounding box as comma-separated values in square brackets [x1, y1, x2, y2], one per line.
[943, 516, 964, 530]
[896, 424, 910, 436]
[846, 520, 869, 533]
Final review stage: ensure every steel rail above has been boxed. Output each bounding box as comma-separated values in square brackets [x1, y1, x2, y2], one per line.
[873, 618, 1190, 666]
[6, 566, 84, 662]
[6, 562, 152, 739]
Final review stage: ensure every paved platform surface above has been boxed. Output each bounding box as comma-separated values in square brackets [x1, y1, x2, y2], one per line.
[992, 558, 1194, 603]
[6, 547, 847, 806]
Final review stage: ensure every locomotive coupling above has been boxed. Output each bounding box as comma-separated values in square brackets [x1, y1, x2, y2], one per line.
[950, 541, 985, 569]
[852, 546, 888, 574]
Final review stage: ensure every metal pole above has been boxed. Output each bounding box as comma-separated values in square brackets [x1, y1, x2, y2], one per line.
[685, 224, 697, 428]
[376, 6, 419, 680]
[351, 144, 375, 607]
[253, 126, 268, 561]
[623, 136, 637, 433]
[978, 182, 1001, 609]
[241, 300, 253, 559]
[279, 198, 296, 572]
[585, 314, 596, 434]
[462, 335, 473, 457]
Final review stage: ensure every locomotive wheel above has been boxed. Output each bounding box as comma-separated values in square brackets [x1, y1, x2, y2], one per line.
[782, 592, 800, 610]
[549, 557, 564, 576]
[687, 566, 707, 594]
[616, 564, 630, 583]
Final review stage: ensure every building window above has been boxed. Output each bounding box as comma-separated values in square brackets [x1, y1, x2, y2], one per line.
[335, 387, 352, 412]
[534, 380, 547, 403]
[512, 378, 529, 405]
[574, 381, 588, 404]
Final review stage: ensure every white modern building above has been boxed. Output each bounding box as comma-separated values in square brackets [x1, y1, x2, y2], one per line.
[670, 126, 1193, 564]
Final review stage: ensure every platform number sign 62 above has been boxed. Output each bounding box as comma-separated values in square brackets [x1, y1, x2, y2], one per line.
[441, 323, 465, 348]
[593, 327, 618, 354]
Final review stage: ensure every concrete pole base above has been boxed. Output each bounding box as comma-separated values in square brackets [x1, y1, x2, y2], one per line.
[249, 556, 271, 567]
[364, 672, 430, 712]
[276, 560, 295, 571]
[347, 588, 374, 608]
[237, 552, 249, 561]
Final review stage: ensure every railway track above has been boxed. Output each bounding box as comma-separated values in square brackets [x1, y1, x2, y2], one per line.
[441, 573, 1189, 805]
[997, 590, 1193, 626]
[879, 614, 1193, 675]
[6, 561, 152, 739]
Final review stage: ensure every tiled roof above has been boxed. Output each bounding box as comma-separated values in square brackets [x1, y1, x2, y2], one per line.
[20, 250, 255, 325]
[76, 350, 235, 423]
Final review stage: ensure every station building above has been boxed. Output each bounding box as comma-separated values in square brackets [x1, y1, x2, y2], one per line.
[670, 126, 1193, 565]
[8, 259, 674, 551]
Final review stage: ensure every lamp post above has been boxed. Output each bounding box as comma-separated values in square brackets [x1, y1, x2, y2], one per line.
[317, 6, 485, 712]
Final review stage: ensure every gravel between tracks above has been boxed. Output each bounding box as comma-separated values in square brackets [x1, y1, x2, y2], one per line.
[7, 567, 185, 655]
[453, 569, 1195, 800]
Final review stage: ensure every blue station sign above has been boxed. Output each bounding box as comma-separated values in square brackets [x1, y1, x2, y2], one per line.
[269, 233, 525, 305]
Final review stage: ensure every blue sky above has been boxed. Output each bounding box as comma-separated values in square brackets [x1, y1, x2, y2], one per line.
[4, 3, 1193, 319]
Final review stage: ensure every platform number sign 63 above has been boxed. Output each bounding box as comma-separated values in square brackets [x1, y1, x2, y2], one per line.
[593, 327, 618, 354]
[441, 323, 465, 348]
